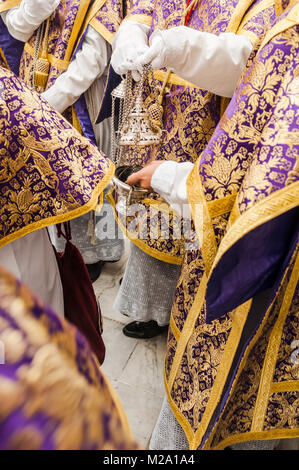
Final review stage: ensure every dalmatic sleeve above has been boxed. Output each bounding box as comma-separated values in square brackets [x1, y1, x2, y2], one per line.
[89, 0, 125, 44]
[124, 0, 154, 27]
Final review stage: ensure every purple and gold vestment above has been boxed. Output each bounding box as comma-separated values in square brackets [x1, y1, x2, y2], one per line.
[107, 0, 280, 265]
[0, 65, 114, 248]
[164, 2, 299, 449]
[0, 0, 125, 143]
[0, 264, 139, 449]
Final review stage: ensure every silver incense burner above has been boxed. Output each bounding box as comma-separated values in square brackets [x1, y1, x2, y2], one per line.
[110, 66, 163, 215]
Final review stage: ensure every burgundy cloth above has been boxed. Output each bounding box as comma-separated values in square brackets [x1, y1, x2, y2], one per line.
[53, 222, 105, 365]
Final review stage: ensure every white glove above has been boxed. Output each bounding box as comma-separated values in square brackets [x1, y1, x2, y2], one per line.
[111, 20, 150, 81]
[1, 0, 60, 42]
[140, 26, 253, 97]
[151, 161, 194, 219]
[41, 26, 110, 114]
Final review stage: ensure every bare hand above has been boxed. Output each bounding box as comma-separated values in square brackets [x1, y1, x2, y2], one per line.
[126, 161, 164, 190]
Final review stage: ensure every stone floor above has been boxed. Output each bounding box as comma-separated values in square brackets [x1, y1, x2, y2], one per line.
[93, 242, 167, 449]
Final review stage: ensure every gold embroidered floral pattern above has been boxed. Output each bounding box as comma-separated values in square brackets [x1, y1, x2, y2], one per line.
[114, 0, 278, 263]
[0, 266, 139, 449]
[166, 13, 299, 450]
[0, 66, 113, 247]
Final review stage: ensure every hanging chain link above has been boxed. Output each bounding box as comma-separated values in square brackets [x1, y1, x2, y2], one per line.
[32, 21, 46, 90]
[112, 64, 164, 171]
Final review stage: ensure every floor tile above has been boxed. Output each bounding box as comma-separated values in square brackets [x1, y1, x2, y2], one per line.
[101, 317, 138, 379]
[95, 239, 166, 448]
[94, 247, 130, 325]
[119, 333, 167, 397]
[112, 381, 164, 449]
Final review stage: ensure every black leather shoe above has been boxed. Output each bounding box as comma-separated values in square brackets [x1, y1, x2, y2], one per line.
[86, 260, 104, 283]
[122, 321, 168, 339]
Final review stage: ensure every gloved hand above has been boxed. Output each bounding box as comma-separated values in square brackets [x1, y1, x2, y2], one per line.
[1, 0, 60, 42]
[111, 20, 150, 81]
[139, 26, 253, 97]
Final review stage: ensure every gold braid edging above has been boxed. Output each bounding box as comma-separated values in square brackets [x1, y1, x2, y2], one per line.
[0, 162, 115, 249]
[0, 0, 20, 13]
[89, 19, 115, 44]
[211, 428, 299, 450]
[209, 181, 299, 281]
[187, 159, 218, 276]
[105, 189, 183, 265]
[204, 243, 299, 450]
[124, 14, 153, 26]
[259, 1, 299, 50]
[165, 293, 251, 449]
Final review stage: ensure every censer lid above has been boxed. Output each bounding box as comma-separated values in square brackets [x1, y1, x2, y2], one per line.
[118, 91, 162, 147]
[111, 78, 127, 99]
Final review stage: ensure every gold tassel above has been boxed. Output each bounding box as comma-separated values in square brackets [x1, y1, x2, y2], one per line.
[34, 51, 50, 89]
[86, 211, 98, 245]
[34, 18, 51, 91]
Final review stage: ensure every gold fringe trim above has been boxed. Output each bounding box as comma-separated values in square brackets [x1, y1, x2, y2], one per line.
[0, 162, 115, 249]
[23, 0, 107, 74]
[23, 43, 70, 72]
[105, 190, 183, 265]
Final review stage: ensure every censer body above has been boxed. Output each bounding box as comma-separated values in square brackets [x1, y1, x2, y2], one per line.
[111, 68, 163, 215]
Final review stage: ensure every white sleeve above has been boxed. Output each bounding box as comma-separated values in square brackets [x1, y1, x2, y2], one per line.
[1, 7, 39, 42]
[174, 31, 252, 97]
[149, 27, 253, 98]
[151, 161, 194, 218]
[41, 26, 110, 114]
[1, 0, 60, 42]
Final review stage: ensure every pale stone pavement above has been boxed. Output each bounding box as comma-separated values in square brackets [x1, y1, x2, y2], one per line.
[93, 241, 167, 449]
